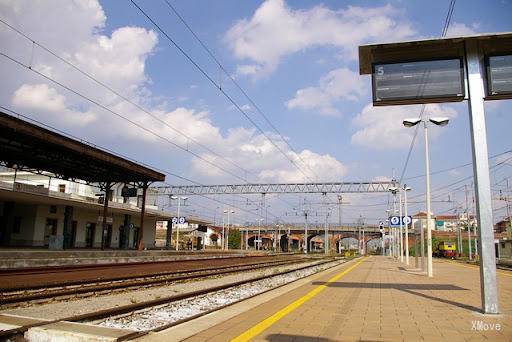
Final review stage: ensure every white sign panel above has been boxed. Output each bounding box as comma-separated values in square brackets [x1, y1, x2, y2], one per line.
[171, 217, 187, 225]
[389, 216, 400, 226]
[389, 216, 412, 227]
[14, 182, 49, 196]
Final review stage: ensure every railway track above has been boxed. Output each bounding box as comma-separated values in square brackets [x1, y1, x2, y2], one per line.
[0, 257, 348, 341]
[0, 254, 291, 290]
[0, 257, 305, 306]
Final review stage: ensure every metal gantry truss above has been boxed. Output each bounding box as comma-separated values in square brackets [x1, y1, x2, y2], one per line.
[151, 181, 397, 195]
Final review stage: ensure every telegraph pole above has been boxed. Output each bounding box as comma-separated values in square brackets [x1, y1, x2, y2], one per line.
[466, 184, 472, 260]
[337, 195, 343, 228]
[507, 180, 512, 240]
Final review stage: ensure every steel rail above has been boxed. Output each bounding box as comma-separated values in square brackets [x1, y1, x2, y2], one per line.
[0, 254, 285, 278]
[0, 258, 302, 305]
[0, 257, 347, 340]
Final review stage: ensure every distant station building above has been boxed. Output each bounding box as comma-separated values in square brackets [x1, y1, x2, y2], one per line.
[494, 216, 511, 233]
[154, 220, 211, 249]
[412, 211, 476, 232]
[0, 110, 169, 250]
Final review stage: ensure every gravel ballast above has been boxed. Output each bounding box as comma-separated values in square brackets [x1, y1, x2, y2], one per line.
[95, 260, 344, 331]
[0, 258, 337, 320]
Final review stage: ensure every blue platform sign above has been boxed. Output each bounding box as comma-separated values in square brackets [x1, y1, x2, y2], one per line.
[171, 217, 187, 225]
[389, 216, 412, 227]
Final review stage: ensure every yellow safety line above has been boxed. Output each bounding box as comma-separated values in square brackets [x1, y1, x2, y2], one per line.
[443, 260, 512, 277]
[230, 257, 367, 342]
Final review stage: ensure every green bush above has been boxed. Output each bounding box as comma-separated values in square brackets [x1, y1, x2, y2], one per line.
[228, 229, 241, 249]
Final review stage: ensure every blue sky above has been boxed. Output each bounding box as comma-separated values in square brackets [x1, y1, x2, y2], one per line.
[0, 0, 511, 225]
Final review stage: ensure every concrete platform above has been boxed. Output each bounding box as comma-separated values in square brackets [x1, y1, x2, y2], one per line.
[149, 256, 511, 341]
[25, 321, 138, 341]
[0, 249, 255, 268]
[0, 313, 49, 331]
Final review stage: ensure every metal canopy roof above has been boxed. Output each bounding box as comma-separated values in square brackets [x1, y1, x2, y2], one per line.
[0, 111, 165, 184]
[359, 32, 512, 75]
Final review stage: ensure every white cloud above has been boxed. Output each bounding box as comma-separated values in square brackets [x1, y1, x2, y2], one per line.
[12, 84, 96, 125]
[1, 0, 158, 121]
[71, 26, 157, 93]
[191, 132, 347, 183]
[225, 0, 415, 77]
[0, 0, 350, 185]
[286, 68, 366, 115]
[446, 22, 478, 37]
[373, 176, 392, 182]
[351, 103, 458, 150]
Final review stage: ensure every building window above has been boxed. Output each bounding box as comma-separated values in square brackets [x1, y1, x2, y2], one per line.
[12, 217, 21, 234]
[58, 184, 66, 193]
[49, 205, 57, 214]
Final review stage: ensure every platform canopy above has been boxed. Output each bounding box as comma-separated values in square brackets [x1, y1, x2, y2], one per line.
[0, 110, 165, 184]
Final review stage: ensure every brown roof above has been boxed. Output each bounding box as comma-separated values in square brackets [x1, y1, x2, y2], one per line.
[0, 111, 165, 183]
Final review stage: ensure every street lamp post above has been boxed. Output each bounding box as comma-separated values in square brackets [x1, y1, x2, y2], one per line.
[222, 215, 225, 250]
[171, 196, 187, 251]
[246, 225, 249, 250]
[386, 209, 391, 256]
[403, 117, 450, 277]
[304, 211, 309, 254]
[403, 185, 411, 265]
[385, 218, 390, 256]
[223, 209, 234, 250]
[256, 218, 263, 250]
[399, 187, 404, 262]
[324, 208, 330, 255]
[388, 188, 399, 259]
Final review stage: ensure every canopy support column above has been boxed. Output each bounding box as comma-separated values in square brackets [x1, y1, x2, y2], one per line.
[101, 182, 112, 250]
[137, 181, 148, 251]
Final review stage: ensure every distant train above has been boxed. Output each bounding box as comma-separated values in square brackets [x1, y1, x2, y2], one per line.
[434, 241, 457, 258]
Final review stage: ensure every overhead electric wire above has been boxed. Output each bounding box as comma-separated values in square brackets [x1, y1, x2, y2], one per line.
[163, 0, 343, 210]
[163, 0, 320, 182]
[441, 0, 457, 37]
[0, 52, 259, 185]
[0, 17, 304, 219]
[0, 17, 261, 183]
[406, 156, 512, 213]
[130, 0, 315, 184]
[404, 149, 512, 181]
[133, 0, 337, 215]
[0, 105, 277, 222]
[399, 105, 425, 183]
[398, 0, 456, 183]
[0, 24, 302, 222]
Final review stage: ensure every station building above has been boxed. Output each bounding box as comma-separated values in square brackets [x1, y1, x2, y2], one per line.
[0, 170, 169, 249]
[0, 110, 171, 250]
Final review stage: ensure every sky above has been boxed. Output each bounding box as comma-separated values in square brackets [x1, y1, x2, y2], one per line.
[0, 0, 511, 226]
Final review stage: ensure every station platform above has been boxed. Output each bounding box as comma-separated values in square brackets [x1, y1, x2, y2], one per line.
[0, 248, 253, 268]
[149, 256, 511, 341]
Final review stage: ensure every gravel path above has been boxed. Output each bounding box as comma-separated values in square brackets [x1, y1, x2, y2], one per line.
[0, 259, 335, 320]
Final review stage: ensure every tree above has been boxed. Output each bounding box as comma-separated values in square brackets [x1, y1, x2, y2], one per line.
[228, 229, 241, 249]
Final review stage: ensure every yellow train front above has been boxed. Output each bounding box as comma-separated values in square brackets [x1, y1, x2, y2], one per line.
[435, 241, 457, 258]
